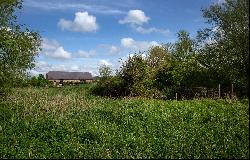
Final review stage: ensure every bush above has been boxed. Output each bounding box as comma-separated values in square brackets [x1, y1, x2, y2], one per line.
[28, 74, 52, 87]
[91, 76, 128, 97]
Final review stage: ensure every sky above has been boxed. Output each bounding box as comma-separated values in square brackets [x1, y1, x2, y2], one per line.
[16, 0, 222, 76]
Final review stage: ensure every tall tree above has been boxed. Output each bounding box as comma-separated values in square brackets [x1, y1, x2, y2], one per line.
[0, 0, 41, 97]
[170, 30, 197, 86]
[147, 46, 169, 68]
[174, 30, 194, 61]
[99, 65, 112, 80]
[197, 0, 249, 96]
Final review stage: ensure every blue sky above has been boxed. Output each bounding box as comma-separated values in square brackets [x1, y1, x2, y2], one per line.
[16, 0, 221, 76]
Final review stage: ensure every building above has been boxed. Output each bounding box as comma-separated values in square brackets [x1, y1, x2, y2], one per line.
[46, 71, 93, 85]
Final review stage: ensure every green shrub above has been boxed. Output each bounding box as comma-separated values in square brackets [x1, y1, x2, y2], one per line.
[28, 74, 53, 87]
[91, 76, 128, 97]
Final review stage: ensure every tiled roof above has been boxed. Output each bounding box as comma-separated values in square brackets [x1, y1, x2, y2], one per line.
[46, 71, 93, 80]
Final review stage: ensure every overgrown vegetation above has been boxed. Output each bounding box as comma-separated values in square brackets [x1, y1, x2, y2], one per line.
[92, 0, 249, 99]
[0, 86, 249, 158]
[0, 0, 249, 158]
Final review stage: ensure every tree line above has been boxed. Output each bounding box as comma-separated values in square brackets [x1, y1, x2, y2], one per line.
[92, 0, 249, 99]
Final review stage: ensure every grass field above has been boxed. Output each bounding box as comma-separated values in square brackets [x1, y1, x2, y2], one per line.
[0, 85, 249, 158]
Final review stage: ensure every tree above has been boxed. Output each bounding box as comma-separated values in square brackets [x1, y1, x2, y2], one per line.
[0, 0, 41, 97]
[37, 74, 47, 86]
[99, 65, 112, 80]
[170, 30, 198, 86]
[118, 53, 148, 96]
[197, 0, 249, 96]
[29, 74, 49, 87]
[30, 76, 38, 87]
[147, 46, 169, 68]
[174, 30, 194, 61]
[146, 45, 174, 96]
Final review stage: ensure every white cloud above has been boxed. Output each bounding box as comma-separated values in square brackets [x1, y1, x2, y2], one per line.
[77, 50, 96, 58]
[51, 64, 68, 71]
[70, 65, 80, 71]
[52, 47, 72, 59]
[96, 44, 121, 55]
[42, 38, 97, 59]
[42, 38, 72, 59]
[108, 45, 120, 54]
[36, 61, 48, 67]
[119, 9, 170, 36]
[28, 61, 67, 77]
[121, 37, 135, 48]
[42, 38, 60, 50]
[121, 37, 159, 51]
[119, 10, 150, 26]
[98, 59, 112, 66]
[134, 26, 170, 35]
[58, 11, 99, 33]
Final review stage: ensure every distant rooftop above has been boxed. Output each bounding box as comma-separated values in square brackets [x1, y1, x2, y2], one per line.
[46, 71, 93, 80]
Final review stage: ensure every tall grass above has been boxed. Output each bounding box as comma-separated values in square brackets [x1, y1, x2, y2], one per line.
[0, 85, 249, 158]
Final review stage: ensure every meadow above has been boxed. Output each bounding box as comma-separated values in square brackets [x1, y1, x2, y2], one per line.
[0, 85, 249, 159]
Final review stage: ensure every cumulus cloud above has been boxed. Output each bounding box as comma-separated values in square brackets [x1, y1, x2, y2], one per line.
[70, 65, 80, 71]
[119, 9, 170, 36]
[42, 38, 60, 50]
[42, 38, 72, 59]
[119, 10, 150, 26]
[96, 44, 121, 55]
[121, 37, 159, 51]
[121, 38, 135, 48]
[98, 59, 112, 66]
[52, 47, 72, 59]
[77, 50, 96, 58]
[58, 11, 99, 33]
[28, 61, 66, 76]
[108, 45, 120, 54]
[134, 26, 170, 35]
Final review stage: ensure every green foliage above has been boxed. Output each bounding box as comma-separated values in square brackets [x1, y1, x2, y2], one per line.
[92, 0, 249, 99]
[0, 0, 41, 97]
[0, 0, 21, 27]
[91, 76, 127, 97]
[174, 30, 194, 60]
[147, 45, 169, 68]
[119, 53, 148, 96]
[91, 35, 204, 99]
[197, 0, 249, 96]
[0, 87, 248, 158]
[28, 74, 52, 87]
[99, 65, 112, 80]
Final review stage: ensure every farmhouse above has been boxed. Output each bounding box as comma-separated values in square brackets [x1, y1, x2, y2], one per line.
[46, 71, 93, 85]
